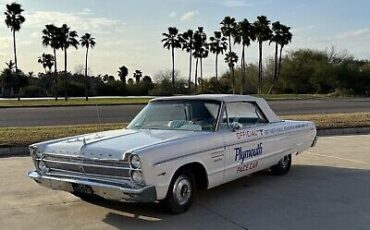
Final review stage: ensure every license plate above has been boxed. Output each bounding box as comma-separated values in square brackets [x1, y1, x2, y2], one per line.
[72, 184, 93, 194]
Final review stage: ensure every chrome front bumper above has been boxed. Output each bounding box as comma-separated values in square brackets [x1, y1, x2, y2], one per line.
[28, 170, 157, 203]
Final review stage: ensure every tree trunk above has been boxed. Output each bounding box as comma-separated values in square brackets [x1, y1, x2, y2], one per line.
[200, 57, 203, 93]
[85, 47, 89, 101]
[64, 49, 68, 101]
[277, 45, 284, 81]
[241, 45, 245, 95]
[215, 54, 218, 80]
[194, 58, 199, 93]
[232, 66, 235, 94]
[228, 35, 235, 94]
[171, 46, 175, 95]
[258, 41, 263, 95]
[228, 36, 232, 53]
[267, 42, 279, 95]
[13, 30, 18, 71]
[53, 48, 58, 101]
[188, 51, 192, 94]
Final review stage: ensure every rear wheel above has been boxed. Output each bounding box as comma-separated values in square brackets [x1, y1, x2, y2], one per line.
[163, 171, 195, 214]
[270, 154, 292, 175]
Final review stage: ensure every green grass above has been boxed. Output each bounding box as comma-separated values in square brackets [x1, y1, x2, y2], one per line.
[261, 94, 337, 100]
[1, 112, 369, 147]
[0, 97, 151, 108]
[0, 123, 125, 147]
[281, 112, 370, 129]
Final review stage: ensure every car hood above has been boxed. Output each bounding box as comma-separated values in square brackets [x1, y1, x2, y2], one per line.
[38, 128, 199, 160]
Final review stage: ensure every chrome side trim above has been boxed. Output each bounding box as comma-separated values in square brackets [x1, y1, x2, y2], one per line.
[154, 147, 225, 166]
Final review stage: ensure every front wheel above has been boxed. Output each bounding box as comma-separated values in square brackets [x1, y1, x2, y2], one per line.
[270, 154, 292, 175]
[162, 172, 195, 214]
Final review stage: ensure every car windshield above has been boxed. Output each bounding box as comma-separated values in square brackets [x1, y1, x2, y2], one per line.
[127, 100, 221, 131]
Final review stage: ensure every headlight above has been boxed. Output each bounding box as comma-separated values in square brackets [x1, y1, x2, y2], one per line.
[130, 155, 141, 169]
[131, 170, 144, 184]
[38, 160, 49, 173]
[30, 146, 42, 158]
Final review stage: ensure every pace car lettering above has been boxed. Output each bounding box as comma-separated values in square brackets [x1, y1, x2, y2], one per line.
[237, 161, 258, 173]
[263, 123, 310, 135]
[234, 143, 263, 163]
[236, 129, 263, 140]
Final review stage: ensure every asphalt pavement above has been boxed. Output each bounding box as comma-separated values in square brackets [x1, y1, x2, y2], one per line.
[0, 98, 369, 127]
[1, 135, 370, 230]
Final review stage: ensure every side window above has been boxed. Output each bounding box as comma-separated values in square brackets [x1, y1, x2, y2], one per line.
[226, 102, 267, 128]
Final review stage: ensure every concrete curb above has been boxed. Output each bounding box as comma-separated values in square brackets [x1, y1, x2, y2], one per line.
[0, 146, 28, 157]
[317, 127, 370, 136]
[1, 127, 369, 158]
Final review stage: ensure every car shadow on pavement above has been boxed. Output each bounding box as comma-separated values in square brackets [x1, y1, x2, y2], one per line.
[85, 165, 370, 230]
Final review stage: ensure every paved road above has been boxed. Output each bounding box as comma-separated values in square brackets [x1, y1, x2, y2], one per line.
[0, 98, 369, 127]
[1, 135, 370, 230]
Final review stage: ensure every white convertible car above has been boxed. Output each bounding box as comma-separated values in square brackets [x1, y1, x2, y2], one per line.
[28, 94, 317, 213]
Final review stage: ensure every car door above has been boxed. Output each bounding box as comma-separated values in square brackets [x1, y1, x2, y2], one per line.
[220, 101, 269, 183]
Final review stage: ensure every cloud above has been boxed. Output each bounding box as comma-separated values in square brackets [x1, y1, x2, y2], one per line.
[169, 11, 176, 18]
[30, 31, 40, 38]
[0, 36, 11, 50]
[78, 8, 93, 16]
[335, 28, 370, 41]
[180, 11, 198, 21]
[222, 0, 251, 7]
[24, 11, 122, 32]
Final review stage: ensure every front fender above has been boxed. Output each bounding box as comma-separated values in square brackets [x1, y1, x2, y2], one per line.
[152, 158, 208, 200]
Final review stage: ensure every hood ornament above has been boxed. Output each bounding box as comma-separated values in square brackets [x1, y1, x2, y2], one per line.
[83, 137, 86, 145]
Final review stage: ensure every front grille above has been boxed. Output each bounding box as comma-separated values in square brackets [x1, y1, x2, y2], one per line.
[42, 154, 131, 180]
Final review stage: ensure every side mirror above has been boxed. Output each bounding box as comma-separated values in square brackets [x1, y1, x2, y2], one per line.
[232, 122, 241, 132]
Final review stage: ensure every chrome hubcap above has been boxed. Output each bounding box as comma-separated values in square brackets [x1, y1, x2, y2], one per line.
[172, 175, 192, 206]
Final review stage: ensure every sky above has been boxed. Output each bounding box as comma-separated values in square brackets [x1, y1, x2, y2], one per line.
[0, 0, 369, 80]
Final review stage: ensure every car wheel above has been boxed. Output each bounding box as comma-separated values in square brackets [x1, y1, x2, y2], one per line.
[270, 154, 292, 175]
[163, 171, 195, 214]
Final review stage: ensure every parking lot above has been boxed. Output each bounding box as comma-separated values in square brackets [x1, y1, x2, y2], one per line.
[1, 135, 370, 230]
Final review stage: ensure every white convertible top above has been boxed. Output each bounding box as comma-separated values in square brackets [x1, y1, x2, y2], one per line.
[150, 94, 281, 123]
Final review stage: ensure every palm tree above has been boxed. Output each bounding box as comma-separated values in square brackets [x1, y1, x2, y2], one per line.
[209, 31, 227, 80]
[180, 29, 194, 93]
[133, 70, 142, 83]
[59, 24, 79, 73]
[59, 24, 79, 100]
[253, 15, 272, 95]
[220, 16, 238, 55]
[267, 21, 283, 95]
[194, 27, 208, 92]
[277, 25, 292, 84]
[80, 33, 96, 101]
[161, 27, 182, 95]
[4, 2, 25, 71]
[42, 25, 61, 73]
[118, 65, 128, 84]
[267, 23, 292, 94]
[42, 24, 61, 101]
[235, 19, 255, 94]
[38, 53, 55, 73]
[225, 52, 239, 93]
[220, 16, 238, 93]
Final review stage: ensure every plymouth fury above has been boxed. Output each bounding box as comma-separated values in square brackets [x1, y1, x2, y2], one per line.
[28, 95, 317, 213]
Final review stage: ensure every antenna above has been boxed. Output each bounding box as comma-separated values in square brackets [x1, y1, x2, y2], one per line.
[96, 104, 102, 132]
